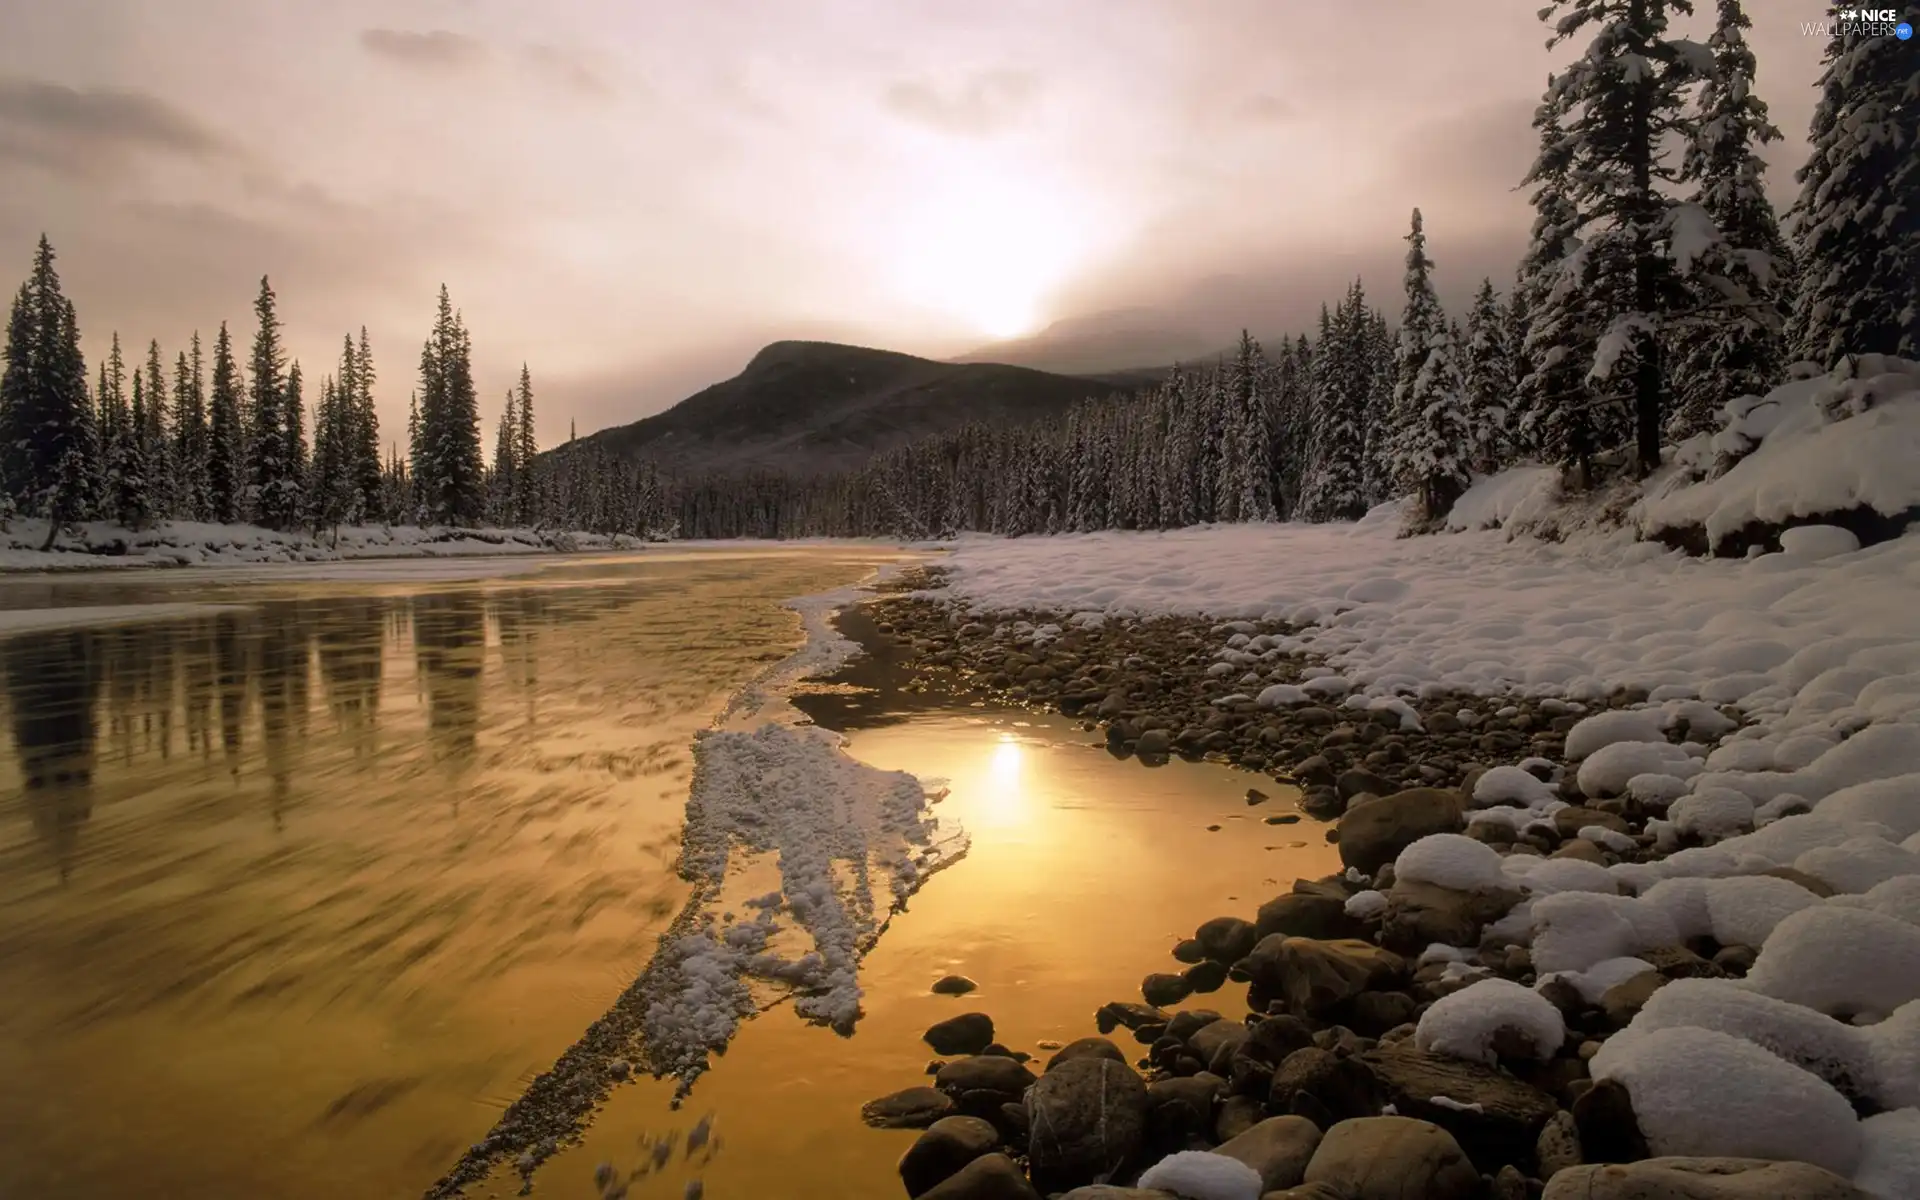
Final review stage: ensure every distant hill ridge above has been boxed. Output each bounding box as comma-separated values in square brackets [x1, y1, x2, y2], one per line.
[571, 339, 1151, 476]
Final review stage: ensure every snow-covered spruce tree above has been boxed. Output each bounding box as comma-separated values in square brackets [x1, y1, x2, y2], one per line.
[171, 341, 210, 521]
[308, 375, 347, 533]
[512, 365, 538, 526]
[491, 389, 518, 524]
[1389, 209, 1472, 520]
[1, 237, 95, 518]
[279, 361, 308, 528]
[106, 340, 154, 528]
[1668, 0, 1792, 440]
[207, 322, 245, 522]
[1540, 0, 1711, 477]
[246, 277, 297, 529]
[415, 287, 486, 525]
[1518, 73, 1612, 484]
[1789, 7, 1920, 365]
[1463, 278, 1514, 471]
[1359, 297, 1396, 505]
[1223, 330, 1276, 521]
[1297, 302, 1369, 521]
[1504, 276, 1537, 459]
[348, 329, 383, 523]
[141, 339, 171, 517]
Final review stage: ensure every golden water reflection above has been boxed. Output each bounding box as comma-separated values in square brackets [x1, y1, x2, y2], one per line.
[518, 709, 1338, 1199]
[0, 549, 904, 1200]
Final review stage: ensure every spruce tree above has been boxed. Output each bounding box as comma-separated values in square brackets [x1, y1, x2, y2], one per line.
[415, 286, 486, 524]
[1, 237, 95, 518]
[207, 322, 245, 523]
[1389, 209, 1471, 518]
[512, 364, 537, 526]
[350, 329, 383, 522]
[142, 340, 171, 517]
[1463, 279, 1513, 472]
[247, 276, 297, 528]
[406, 391, 423, 521]
[1298, 302, 1368, 521]
[1669, 0, 1792, 439]
[1224, 331, 1276, 521]
[277, 361, 308, 528]
[173, 335, 211, 521]
[115, 359, 153, 527]
[1789, 8, 1920, 365]
[492, 389, 517, 524]
[1540, 0, 1710, 477]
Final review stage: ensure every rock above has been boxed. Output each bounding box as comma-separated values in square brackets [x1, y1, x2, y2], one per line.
[1265, 814, 1303, 825]
[933, 975, 980, 996]
[1537, 1109, 1583, 1178]
[1054, 1189, 1177, 1200]
[1540, 1157, 1873, 1199]
[900, 1116, 1001, 1198]
[1145, 1074, 1226, 1150]
[1024, 1057, 1150, 1193]
[1554, 806, 1630, 836]
[1242, 936, 1405, 1018]
[1212, 1116, 1324, 1192]
[1255, 891, 1358, 941]
[1600, 972, 1667, 1028]
[1336, 787, 1467, 873]
[918, 1152, 1044, 1200]
[1571, 1077, 1650, 1164]
[1269, 1047, 1382, 1122]
[1183, 959, 1230, 994]
[1248, 787, 1271, 806]
[1047, 1037, 1129, 1072]
[1345, 990, 1419, 1036]
[1301, 1116, 1481, 1200]
[1144, 972, 1193, 1007]
[1172, 938, 1208, 965]
[1378, 879, 1521, 955]
[1135, 729, 1173, 756]
[1249, 1014, 1317, 1061]
[927, 1013, 996, 1056]
[1338, 768, 1395, 800]
[1195, 916, 1261, 963]
[1710, 944, 1755, 976]
[1301, 787, 1346, 820]
[1215, 1094, 1266, 1143]
[1638, 944, 1727, 981]
[1491, 1163, 1529, 1200]
[937, 1056, 1038, 1103]
[1293, 754, 1339, 788]
[1190, 1020, 1251, 1075]
[1260, 1186, 1348, 1200]
[1362, 1043, 1562, 1173]
[864, 1086, 959, 1129]
[1166, 1009, 1224, 1043]
[1096, 1002, 1167, 1035]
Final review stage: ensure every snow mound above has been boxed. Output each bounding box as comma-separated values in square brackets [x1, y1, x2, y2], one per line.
[1565, 709, 1667, 760]
[1414, 977, 1565, 1064]
[1344, 889, 1388, 919]
[1135, 1150, 1264, 1200]
[1856, 1109, 1920, 1200]
[1444, 466, 1560, 532]
[1744, 905, 1920, 1020]
[1590, 1025, 1863, 1176]
[1394, 834, 1509, 892]
[1539, 956, 1654, 1004]
[1256, 683, 1311, 708]
[1864, 1002, 1920, 1110]
[1818, 774, 1920, 841]
[1830, 876, 1920, 928]
[1668, 786, 1756, 842]
[1622, 978, 1878, 1101]
[1578, 741, 1698, 799]
[1473, 765, 1556, 807]
[1796, 836, 1920, 894]
[1781, 524, 1862, 561]
[1530, 891, 1679, 974]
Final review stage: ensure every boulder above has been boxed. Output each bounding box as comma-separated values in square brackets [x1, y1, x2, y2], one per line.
[1145, 1074, 1226, 1151]
[1025, 1056, 1150, 1192]
[1379, 879, 1523, 955]
[1345, 990, 1419, 1036]
[1211, 1116, 1323, 1192]
[1242, 936, 1405, 1018]
[927, 1012, 996, 1055]
[1190, 1020, 1251, 1074]
[1268, 1047, 1382, 1123]
[1571, 1078, 1650, 1164]
[1195, 915, 1261, 963]
[1144, 972, 1194, 1007]
[1301, 1116, 1481, 1200]
[1215, 1094, 1266, 1143]
[1097, 1002, 1168, 1035]
[1541, 1156, 1873, 1199]
[1537, 1109, 1583, 1177]
[864, 1086, 959, 1129]
[1166, 1009, 1224, 1043]
[900, 1116, 1001, 1198]
[1255, 891, 1359, 941]
[1055, 1189, 1178, 1200]
[1361, 1043, 1562, 1172]
[1336, 788, 1466, 873]
[1047, 1037, 1129, 1072]
[1183, 959, 1230, 994]
[932, 975, 980, 996]
[937, 1056, 1038, 1115]
[919, 1152, 1044, 1200]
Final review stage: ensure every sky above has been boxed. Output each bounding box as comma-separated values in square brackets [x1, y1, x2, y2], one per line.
[0, 0, 1832, 449]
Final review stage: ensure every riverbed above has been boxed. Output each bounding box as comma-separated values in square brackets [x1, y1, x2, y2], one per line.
[0, 549, 1334, 1199]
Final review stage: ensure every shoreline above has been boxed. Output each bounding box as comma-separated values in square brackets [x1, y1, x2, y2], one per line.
[847, 576, 1906, 1198]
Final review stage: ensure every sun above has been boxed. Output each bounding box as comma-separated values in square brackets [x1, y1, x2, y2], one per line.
[875, 154, 1098, 342]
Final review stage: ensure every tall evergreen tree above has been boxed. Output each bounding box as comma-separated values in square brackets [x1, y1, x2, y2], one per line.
[142, 339, 171, 515]
[1222, 331, 1276, 521]
[492, 389, 518, 523]
[0, 237, 94, 518]
[1298, 301, 1369, 521]
[1540, 0, 1709, 477]
[414, 286, 486, 524]
[1669, 0, 1792, 440]
[207, 322, 245, 523]
[350, 329, 384, 522]
[1789, 7, 1920, 365]
[172, 334, 211, 520]
[1463, 278, 1514, 472]
[513, 364, 538, 525]
[277, 361, 308, 527]
[1389, 209, 1471, 518]
[247, 276, 298, 528]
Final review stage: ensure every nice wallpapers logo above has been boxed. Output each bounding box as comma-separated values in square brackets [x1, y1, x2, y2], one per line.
[1802, 7, 1915, 37]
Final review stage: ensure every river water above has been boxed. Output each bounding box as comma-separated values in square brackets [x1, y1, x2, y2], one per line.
[0, 549, 1333, 1200]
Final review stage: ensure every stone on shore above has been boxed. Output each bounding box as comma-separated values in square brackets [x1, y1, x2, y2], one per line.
[1210, 1116, 1324, 1191]
[1336, 788, 1467, 874]
[1301, 1116, 1481, 1200]
[1242, 936, 1404, 1018]
[1541, 1156, 1874, 1199]
[864, 1086, 959, 1129]
[926, 1012, 996, 1056]
[899, 1116, 1001, 1198]
[918, 1152, 1044, 1200]
[1025, 1057, 1150, 1193]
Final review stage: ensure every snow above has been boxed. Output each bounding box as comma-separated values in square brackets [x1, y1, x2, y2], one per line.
[1255, 683, 1311, 708]
[1393, 834, 1509, 892]
[1855, 1109, 1920, 1200]
[1344, 889, 1388, 919]
[1443, 467, 1561, 533]
[1413, 978, 1565, 1064]
[1866, 1002, 1920, 1109]
[1472, 765, 1557, 807]
[1530, 891, 1680, 975]
[1797, 836, 1920, 894]
[1564, 709, 1668, 760]
[642, 722, 966, 1084]
[1589, 1026, 1863, 1176]
[1135, 1150, 1264, 1200]
[1627, 773, 1692, 807]
[1577, 741, 1699, 799]
[1622, 978, 1879, 1102]
[1668, 786, 1756, 842]
[1744, 906, 1920, 1020]
[1539, 956, 1654, 1004]
[1818, 775, 1920, 841]
[1782, 524, 1863, 561]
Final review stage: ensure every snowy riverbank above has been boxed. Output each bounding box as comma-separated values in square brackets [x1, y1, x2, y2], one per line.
[842, 509, 1920, 1196]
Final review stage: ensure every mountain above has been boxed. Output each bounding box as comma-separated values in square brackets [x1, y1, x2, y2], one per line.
[571, 340, 1149, 476]
[954, 307, 1218, 375]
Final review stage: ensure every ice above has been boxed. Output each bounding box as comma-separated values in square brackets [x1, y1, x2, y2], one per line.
[1414, 977, 1566, 1064]
[1744, 906, 1920, 1020]
[1589, 1026, 1863, 1176]
[1622, 978, 1879, 1101]
[1564, 709, 1668, 760]
[1394, 834, 1509, 892]
[1135, 1150, 1264, 1200]
[1855, 1109, 1920, 1200]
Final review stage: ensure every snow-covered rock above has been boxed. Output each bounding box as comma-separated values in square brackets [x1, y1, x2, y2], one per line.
[1413, 978, 1565, 1064]
[1744, 906, 1920, 1020]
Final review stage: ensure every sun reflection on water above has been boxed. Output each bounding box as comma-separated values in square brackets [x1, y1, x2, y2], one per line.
[978, 733, 1028, 827]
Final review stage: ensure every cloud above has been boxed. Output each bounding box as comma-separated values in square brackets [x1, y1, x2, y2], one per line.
[1237, 94, 1292, 123]
[0, 77, 230, 178]
[522, 44, 612, 98]
[358, 29, 487, 71]
[882, 70, 1039, 136]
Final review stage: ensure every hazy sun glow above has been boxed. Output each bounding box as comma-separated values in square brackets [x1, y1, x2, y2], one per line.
[874, 150, 1103, 341]
[978, 733, 1029, 826]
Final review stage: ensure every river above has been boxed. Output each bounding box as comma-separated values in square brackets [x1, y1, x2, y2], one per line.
[0, 548, 1331, 1199]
